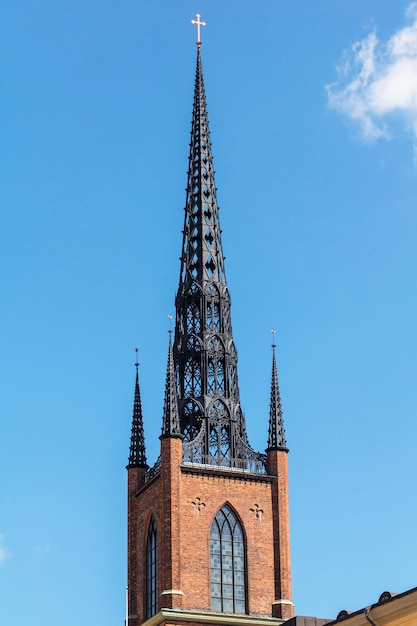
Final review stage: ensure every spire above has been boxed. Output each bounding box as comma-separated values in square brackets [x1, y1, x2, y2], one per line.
[178, 46, 226, 288]
[127, 351, 148, 468]
[161, 334, 182, 438]
[267, 337, 288, 452]
[173, 37, 265, 472]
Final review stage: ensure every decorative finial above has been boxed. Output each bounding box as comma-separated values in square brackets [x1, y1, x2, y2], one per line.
[168, 314, 173, 342]
[127, 347, 148, 469]
[191, 13, 206, 47]
[161, 332, 181, 438]
[267, 329, 288, 452]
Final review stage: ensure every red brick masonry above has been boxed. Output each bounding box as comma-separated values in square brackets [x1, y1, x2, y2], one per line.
[127, 439, 293, 625]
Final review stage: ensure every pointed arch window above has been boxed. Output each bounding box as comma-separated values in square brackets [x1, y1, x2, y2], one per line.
[146, 517, 158, 618]
[181, 400, 201, 443]
[207, 337, 225, 396]
[208, 401, 230, 464]
[210, 505, 246, 614]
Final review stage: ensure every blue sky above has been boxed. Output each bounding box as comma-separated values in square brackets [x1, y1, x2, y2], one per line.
[1, 2, 417, 625]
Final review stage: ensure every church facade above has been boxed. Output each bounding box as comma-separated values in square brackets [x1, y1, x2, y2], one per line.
[126, 28, 293, 626]
[125, 18, 417, 626]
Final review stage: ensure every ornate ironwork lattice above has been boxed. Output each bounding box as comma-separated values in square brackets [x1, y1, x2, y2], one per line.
[144, 456, 161, 483]
[267, 344, 288, 452]
[174, 48, 265, 474]
[161, 338, 181, 438]
[127, 364, 148, 469]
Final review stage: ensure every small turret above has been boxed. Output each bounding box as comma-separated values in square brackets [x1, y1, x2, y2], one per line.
[161, 334, 182, 438]
[267, 334, 288, 452]
[127, 350, 148, 469]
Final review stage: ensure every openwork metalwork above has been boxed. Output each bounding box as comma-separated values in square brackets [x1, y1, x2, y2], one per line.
[127, 363, 148, 468]
[210, 504, 246, 614]
[161, 338, 181, 437]
[173, 48, 266, 473]
[144, 456, 161, 483]
[267, 343, 288, 452]
[146, 517, 158, 618]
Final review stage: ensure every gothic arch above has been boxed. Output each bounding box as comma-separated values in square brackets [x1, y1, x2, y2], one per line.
[206, 335, 225, 353]
[185, 299, 201, 334]
[205, 284, 221, 331]
[206, 338, 226, 396]
[209, 503, 247, 614]
[145, 515, 158, 618]
[208, 400, 231, 463]
[186, 333, 203, 351]
[205, 282, 220, 297]
[180, 398, 203, 443]
[190, 281, 203, 295]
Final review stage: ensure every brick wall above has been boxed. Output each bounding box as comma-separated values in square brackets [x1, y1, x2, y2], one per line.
[127, 443, 293, 625]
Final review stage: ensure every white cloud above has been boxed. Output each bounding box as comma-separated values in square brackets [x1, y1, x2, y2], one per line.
[327, 4, 417, 155]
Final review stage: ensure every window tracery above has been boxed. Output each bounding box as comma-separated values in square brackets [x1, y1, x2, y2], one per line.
[146, 517, 158, 618]
[210, 505, 246, 614]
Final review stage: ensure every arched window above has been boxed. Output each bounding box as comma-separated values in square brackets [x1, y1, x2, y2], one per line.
[208, 401, 230, 464]
[210, 505, 246, 614]
[146, 517, 158, 618]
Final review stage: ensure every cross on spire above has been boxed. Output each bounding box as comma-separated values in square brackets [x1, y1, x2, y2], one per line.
[191, 13, 206, 47]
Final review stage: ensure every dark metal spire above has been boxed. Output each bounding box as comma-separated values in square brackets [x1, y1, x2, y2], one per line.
[173, 45, 265, 472]
[127, 351, 148, 468]
[161, 334, 182, 438]
[178, 47, 226, 288]
[267, 337, 288, 452]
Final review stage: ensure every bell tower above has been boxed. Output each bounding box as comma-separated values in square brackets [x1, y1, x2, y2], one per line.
[127, 17, 293, 626]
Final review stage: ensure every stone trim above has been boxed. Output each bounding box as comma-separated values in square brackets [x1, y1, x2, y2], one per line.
[160, 590, 186, 597]
[181, 465, 273, 484]
[140, 608, 286, 626]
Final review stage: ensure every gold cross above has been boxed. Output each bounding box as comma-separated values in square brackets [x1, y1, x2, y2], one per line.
[191, 14, 206, 47]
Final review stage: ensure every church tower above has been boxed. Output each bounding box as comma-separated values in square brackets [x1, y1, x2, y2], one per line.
[127, 18, 293, 626]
